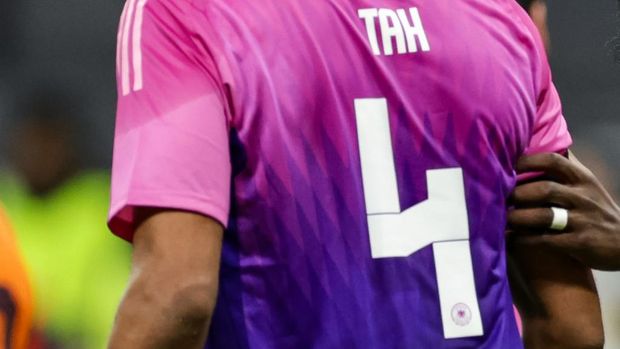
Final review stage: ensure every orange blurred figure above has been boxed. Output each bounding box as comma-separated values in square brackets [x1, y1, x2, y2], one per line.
[0, 205, 33, 349]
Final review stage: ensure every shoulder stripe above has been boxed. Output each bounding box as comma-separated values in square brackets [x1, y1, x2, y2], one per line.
[121, 0, 138, 96]
[117, 0, 148, 96]
[116, 1, 130, 78]
[132, 0, 148, 92]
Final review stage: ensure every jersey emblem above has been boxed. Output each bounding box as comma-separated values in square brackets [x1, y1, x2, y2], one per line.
[451, 303, 473, 327]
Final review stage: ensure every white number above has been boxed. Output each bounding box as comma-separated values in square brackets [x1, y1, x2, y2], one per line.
[354, 98, 484, 339]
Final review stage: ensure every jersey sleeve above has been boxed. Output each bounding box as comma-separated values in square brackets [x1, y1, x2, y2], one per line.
[523, 27, 572, 157]
[517, 16, 572, 182]
[109, 0, 231, 241]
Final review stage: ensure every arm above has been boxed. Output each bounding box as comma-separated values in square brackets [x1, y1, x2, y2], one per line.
[508, 238, 603, 349]
[108, 209, 223, 349]
[507, 153, 605, 349]
[509, 152, 620, 270]
[108, 2, 231, 347]
[506, 5, 607, 346]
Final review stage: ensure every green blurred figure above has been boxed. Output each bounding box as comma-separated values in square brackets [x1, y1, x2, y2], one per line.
[0, 91, 130, 349]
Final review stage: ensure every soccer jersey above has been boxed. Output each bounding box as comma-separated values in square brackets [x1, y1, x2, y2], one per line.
[0, 205, 33, 349]
[109, 0, 571, 348]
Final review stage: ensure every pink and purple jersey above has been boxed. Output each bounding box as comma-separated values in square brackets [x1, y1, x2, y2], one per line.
[109, 0, 571, 348]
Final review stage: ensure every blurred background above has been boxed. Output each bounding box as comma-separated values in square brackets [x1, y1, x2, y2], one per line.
[0, 1, 129, 348]
[0, 0, 618, 348]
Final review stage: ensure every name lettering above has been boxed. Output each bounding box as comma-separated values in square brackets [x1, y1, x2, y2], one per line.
[358, 7, 431, 56]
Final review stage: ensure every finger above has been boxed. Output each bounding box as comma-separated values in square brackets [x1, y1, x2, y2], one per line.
[567, 150, 594, 174]
[517, 153, 585, 184]
[511, 181, 583, 208]
[507, 207, 554, 231]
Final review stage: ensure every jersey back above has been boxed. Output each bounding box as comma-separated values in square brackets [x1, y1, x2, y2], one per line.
[110, 0, 571, 348]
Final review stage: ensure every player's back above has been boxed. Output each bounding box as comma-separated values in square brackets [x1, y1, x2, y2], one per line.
[111, 0, 571, 347]
[0, 206, 32, 349]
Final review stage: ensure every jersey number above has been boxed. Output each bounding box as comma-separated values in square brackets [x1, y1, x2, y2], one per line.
[0, 287, 17, 349]
[354, 98, 484, 339]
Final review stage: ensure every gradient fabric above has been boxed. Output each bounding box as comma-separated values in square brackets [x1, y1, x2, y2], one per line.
[110, 0, 571, 347]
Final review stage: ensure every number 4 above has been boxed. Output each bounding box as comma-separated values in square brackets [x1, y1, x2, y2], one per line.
[354, 98, 484, 339]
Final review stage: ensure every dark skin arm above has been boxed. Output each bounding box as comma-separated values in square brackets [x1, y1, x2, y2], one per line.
[507, 152, 605, 349]
[508, 152, 620, 271]
[108, 209, 223, 349]
[508, 240, 604, 349]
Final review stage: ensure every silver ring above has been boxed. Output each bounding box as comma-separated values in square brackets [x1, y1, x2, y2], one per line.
[550, 207, 568, 231]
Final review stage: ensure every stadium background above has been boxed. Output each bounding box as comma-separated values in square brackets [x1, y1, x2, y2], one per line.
[0, 0, 618, 347]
